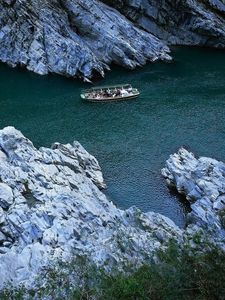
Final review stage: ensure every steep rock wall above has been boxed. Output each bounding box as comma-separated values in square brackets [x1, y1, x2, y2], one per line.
[0, 0, 225, 79]
[0, 0, 170, 80]
[103, 0, 225, 47]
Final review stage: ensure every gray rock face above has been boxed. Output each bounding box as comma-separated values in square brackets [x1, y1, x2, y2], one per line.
[0, 183, 13, 209]
[0, 127, 182, 289]
[105, 0, 225, 48]
[1, 0, 225, 79]
[1, 128, 225, 290]
[0, 0, 171, 80]
[162, 148, 225, 246]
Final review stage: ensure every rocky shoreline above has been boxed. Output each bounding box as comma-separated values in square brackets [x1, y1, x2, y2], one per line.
[0, 0, 225, 80]
[0, 127, 225, 290]
[0, 127, 182, 289]
[162, 147, 225, 249]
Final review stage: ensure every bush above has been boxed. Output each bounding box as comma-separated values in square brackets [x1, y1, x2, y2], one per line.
[1, 241, 225, 300]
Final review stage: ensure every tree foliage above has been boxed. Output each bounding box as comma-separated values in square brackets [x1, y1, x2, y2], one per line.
[1, 241, 225, 300]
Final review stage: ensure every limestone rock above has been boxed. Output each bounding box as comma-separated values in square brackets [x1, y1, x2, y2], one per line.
[0, 127, 182, 289]
[1, 0, 225, 79]
[0, 0, 171, 80]
[105, 0, 225, 48]
[162, 147, 225, 243]
[0, 207, 5, 224]
[0, 183, 13, 209]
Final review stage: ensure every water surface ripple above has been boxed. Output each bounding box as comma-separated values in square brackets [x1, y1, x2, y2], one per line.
[1, 47, 225, 226]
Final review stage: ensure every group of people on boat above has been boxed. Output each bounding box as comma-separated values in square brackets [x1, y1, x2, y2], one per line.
[81, 84, 139, 102]
[86, 87, 132, 100]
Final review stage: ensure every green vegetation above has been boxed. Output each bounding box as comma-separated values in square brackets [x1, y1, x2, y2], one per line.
[1, 241, 225, 300]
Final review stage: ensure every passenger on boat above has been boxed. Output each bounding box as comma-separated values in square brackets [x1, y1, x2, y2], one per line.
[115, 89, 121, 96]
[106, 89, 113, 97]
[121, 89, 129, 96]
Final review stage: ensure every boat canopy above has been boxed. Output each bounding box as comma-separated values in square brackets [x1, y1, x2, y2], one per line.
[82, 84, 132, 93]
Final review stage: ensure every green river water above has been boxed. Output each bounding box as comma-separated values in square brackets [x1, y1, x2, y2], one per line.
[1, 47, 225, 227]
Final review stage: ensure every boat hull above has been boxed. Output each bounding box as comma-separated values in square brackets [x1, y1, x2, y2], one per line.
[81, 92, 140, 103]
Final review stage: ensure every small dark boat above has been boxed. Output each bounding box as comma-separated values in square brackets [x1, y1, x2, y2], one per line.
[81, 84, 140, 102]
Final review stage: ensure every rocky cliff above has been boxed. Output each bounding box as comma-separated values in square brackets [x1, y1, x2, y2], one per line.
[0, 127, 182, 289]
[0, 0, 225, 80]
[103, 0, 225, 47]
[0, 128, 225, 290]
[162, 147, 225, 249]
[0, 0, 171, 80]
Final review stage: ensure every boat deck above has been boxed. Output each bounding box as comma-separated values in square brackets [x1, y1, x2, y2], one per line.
[81, 85, 140, 102]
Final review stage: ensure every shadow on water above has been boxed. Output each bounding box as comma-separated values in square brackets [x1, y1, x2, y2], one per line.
[0, 46, 225, 227]
[168, 188, 192, 214]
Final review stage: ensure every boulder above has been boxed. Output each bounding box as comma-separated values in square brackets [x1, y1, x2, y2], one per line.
[0, 183, 13, 209]
[162, 147, 225, 242]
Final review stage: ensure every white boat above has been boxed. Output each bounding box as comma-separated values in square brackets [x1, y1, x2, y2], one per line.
[80, 84, 140, 102]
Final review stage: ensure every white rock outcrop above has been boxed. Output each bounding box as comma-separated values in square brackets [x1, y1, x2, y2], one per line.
[162, 148, 225, 247]
[0, 127, 182, 289]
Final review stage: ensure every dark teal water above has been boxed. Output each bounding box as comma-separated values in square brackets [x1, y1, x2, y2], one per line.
[1, 47, 225, 226]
